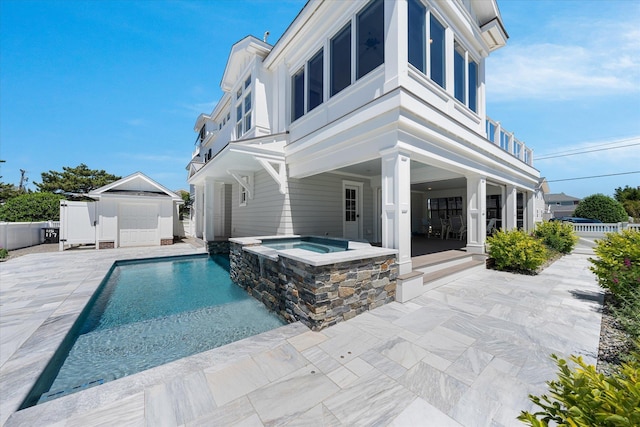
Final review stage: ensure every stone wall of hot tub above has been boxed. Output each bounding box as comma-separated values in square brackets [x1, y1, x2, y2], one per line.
[229, 242, 398, 331]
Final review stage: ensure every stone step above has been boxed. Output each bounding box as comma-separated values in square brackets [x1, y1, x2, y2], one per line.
[422, 259, 485, 285]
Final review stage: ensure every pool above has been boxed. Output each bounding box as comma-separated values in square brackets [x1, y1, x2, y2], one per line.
[260, 236, 349, 253]
[21, 254, 285, 408]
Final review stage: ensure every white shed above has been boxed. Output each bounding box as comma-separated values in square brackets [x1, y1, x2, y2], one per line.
[87, 172, 182, 249]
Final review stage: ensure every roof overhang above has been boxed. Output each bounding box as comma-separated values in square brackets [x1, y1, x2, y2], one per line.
[480, 18, 508, 52]
[89, 172, 182, 202]
[220, 36, 272, 92]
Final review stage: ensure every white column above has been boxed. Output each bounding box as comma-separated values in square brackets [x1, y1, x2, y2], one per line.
[203, 178, 216, 242]
[381, 148, 412, 275]
[466, 175, 487, 253]
[505, 184, 517, 230]
[194, 184, 204, 239]
[383, 0, 408, 92]
[525, 191, 535, 232]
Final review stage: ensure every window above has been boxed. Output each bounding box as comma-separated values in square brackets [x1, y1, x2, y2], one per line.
[291, 68, 305, 121]
[468, 60, 478, 112]
[198, 125, 206, 143]
[429, 14, 446, 88]
[307, 50, 323, 112]
[500, 130, 509, 151]
[429, 197, 462, 220]
[235, 76, 252, 137]
[454, 42, 465, 103]
[239, 176, 249, 206]
[356, 0, 384, 79]
[331, 23, 351, 96]
[408, 0, 426, 72]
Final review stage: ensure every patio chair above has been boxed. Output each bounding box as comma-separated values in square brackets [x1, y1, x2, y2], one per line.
[429, 216, 446, 239]
[487, 218, 497, 235]
[447, 215, 467, 240]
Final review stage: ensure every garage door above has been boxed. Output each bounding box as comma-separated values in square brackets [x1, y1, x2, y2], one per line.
[119, 203, 159, 247]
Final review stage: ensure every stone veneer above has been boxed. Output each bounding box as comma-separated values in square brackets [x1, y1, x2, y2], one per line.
[160, 239, 174, 246]
[98, 241, 115, 249]
[229, 241, 397, 331]
[207, 240, 230, 255]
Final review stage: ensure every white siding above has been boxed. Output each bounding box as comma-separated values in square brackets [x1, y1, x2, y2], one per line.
[230, 171, 374, 241]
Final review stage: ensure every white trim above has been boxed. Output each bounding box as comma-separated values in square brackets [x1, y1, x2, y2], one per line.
[257, 158, 288, 195]
[228, 171, 254, 203]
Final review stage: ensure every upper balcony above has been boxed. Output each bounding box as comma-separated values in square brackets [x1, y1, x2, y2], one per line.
[486, 117, 533, 166]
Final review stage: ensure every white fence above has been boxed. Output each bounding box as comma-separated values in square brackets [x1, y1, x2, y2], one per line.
[0, 221, 60, 250]
[572, 222, 640, 237]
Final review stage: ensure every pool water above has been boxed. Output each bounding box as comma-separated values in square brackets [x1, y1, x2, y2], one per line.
[28, 254, 285, 406]
[261, 236, 349, 253]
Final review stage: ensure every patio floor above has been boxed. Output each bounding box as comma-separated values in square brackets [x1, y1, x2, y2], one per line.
[0, 243, 602, 426]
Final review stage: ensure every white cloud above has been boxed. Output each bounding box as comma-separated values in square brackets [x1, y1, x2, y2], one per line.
[487, 17, 640, 101]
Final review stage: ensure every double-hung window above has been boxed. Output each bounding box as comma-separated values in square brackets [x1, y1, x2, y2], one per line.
[291, 68, 305, 122]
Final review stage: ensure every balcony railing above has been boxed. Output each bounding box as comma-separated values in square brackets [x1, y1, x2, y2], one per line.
[486, 117, 533, 166]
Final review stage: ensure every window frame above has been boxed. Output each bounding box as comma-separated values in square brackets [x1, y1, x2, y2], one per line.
[235, 74, 253, 138]
[356, 0, 384, 80]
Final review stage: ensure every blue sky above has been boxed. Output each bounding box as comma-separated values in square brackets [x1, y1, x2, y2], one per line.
[1, 0, 638, 199]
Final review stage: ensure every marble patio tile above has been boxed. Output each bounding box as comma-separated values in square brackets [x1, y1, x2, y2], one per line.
[389, 397, 462, 427]
[230, 413, 265, 427]
[368, 300, 423, 322]
[392, 306, 454, 336]
[450, 387, 501, 427]
[63, 392, 145, 427]
[323, 369, 415, 426]
[420, 349, 453, 372]
[317, 326, 380, 364]
[445, 346, 494, 386]
[252, 342, 308, 382]
[375, 337, 427, 370]
[327, 365, 359, 388]
[343, 357, 374, 377]
[247, 366, 339, 426]
[144, 382, 177, 426]
[399, 361, 468, 414]
[205, 356, 270, 407]
[359, 348, 407, 379]
[186, 396, 258, 427]
[439, 312, 487, 340]
[414, 329, 469, 362]
[166, 371, 217, 425]
[300, 345, 341, 374]
[284, 403, 341, 427]
[286, 330, 328, 352]
[347, 311, 411, 341]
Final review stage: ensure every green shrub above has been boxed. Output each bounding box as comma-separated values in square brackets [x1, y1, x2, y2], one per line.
[574, 193, 628, 223]
[518, 352, 640, 426]
[534, 221, 578, 254]
[0, 248, 8, 259]
[0, 192, 64, 222]
[590, 230, 640, 299]
[487, 229, 548, 273]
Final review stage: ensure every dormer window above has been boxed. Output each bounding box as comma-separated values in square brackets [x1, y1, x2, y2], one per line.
[198, 125, 206, 143]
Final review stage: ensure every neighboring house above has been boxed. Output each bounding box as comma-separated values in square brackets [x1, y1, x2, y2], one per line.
[59, 172, 183, 249]
[187, 0, 541, 275]
[544, 192, 581, 219]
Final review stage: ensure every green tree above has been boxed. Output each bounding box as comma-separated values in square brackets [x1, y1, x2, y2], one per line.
[34, 164, 120, 196]
[614, 185, 640, 220]
[0, 192, 64, 221]
[177, 190, 192, 219]
[573, 194, 628, 223]
[0, 180, 21, 203]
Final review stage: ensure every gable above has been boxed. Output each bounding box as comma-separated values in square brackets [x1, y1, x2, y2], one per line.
[89, 172, 181, 201]
[220, 36, 271, 92]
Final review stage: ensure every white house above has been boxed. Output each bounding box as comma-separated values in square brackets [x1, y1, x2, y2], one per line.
[187, 0, 541, 276]
[59, 172, 183, 250]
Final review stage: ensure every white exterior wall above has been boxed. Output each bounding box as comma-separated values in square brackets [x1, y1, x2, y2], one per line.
[95, 196, 174, 246]
[230, 170, 373, 239]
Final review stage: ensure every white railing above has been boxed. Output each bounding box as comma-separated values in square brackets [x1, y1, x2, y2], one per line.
[0, 221, 59, 251]
[572, 222, 639, 235]
[486, 117, 533, 166]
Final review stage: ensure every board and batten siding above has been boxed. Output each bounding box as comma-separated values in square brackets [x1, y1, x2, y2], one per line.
[231, 170, 374, 240]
